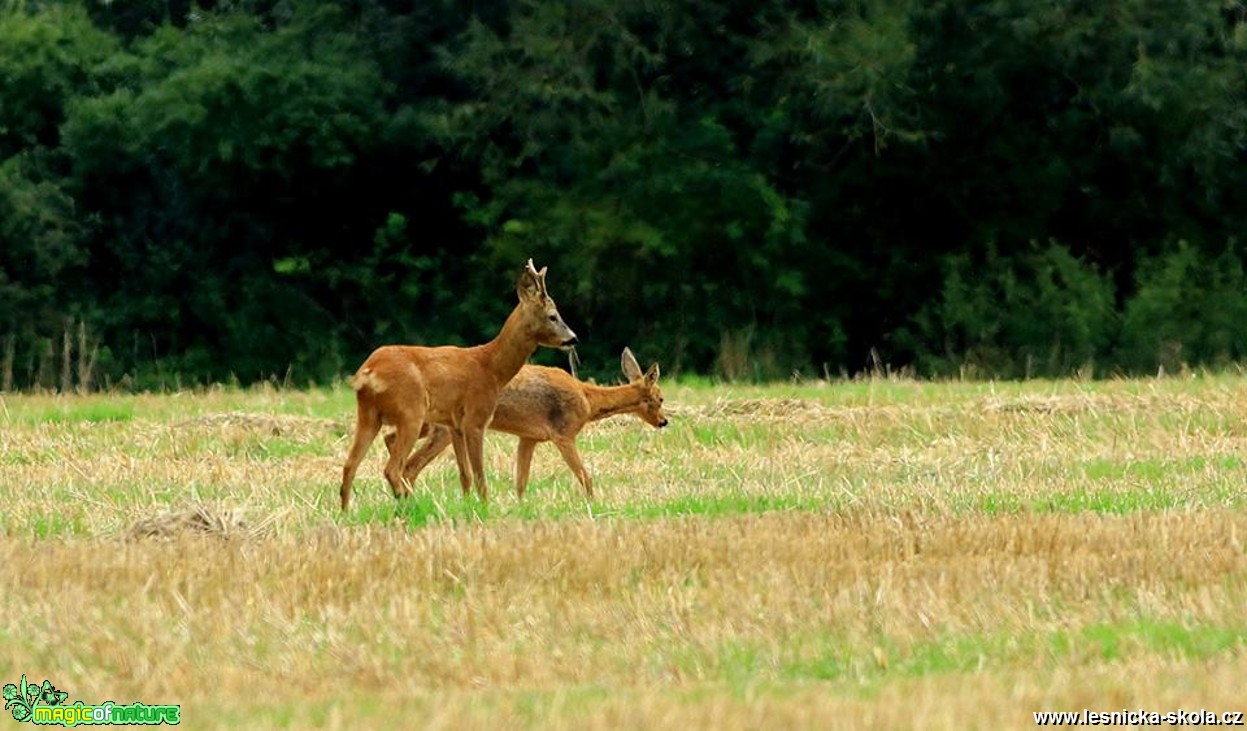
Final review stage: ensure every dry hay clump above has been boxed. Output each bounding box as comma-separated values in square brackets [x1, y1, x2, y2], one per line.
[176, 411, 343, 437]
[981, 392, 1161, 415]
[126, 501, 274, 541]
[690, 398, 902, 425]
[697, 398, 832, 418]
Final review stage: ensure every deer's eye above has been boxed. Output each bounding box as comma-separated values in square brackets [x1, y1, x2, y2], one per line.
[548, 315, 557, 322]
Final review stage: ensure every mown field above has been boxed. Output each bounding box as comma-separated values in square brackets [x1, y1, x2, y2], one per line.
[2, 375, 1246, 729]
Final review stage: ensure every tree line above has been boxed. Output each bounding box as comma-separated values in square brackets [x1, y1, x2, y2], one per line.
[3, 0, 1247, 389]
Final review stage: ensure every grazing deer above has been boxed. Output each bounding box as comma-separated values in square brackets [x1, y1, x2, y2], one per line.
[339, 260, 577, 510]
[386, 347, 667, 499]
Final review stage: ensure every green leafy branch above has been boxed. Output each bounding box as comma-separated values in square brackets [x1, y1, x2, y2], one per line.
[2, 675, 68, 723]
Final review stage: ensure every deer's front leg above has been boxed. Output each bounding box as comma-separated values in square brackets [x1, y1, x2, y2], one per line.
[464, 425, 489, 502]
[515, 438, 538, 499]
[449, 428, 472, 495]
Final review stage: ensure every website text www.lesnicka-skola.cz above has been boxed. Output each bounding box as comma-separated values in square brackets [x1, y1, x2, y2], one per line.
[1034, 709, 1245, 726]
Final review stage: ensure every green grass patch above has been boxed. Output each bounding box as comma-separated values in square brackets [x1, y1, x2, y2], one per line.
[971, 480, 1245, 516]
[1032, 486, 1184, 514]
[616, 493, 827, 519]
[342, 492, 491, 528]
[24, 512, 88, 538]
[1054, 621, 1247, 661]
[964, 485, 1188, 516]
[676, 620, 1247, 688]
[1081, 455, 1244, 482]
[21, 401, 135, 424]
[339, 488, 830, 526]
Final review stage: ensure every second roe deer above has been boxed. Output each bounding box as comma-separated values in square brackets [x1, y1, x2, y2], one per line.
[339, 260, 577, 509]
[386, 347, 667, 498]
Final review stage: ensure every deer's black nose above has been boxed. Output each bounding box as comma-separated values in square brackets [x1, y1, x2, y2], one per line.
[658, 418, 669, 428]
[563, 336, 579, 346]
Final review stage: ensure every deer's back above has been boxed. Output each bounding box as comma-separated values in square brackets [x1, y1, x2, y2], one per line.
[357, 344, 502, 424]
[490, 365, 587, 440]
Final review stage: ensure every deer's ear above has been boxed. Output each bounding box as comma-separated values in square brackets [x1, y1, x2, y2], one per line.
[644, 362, 660, 385]
[621, 347, 643, 381]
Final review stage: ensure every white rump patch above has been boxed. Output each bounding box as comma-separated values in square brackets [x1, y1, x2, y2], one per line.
[350, 368, 388, 393]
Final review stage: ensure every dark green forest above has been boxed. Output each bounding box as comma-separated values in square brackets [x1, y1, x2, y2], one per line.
[3, 0, 1247, 389]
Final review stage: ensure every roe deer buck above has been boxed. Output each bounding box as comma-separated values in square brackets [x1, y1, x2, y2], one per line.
[385, 347, 667, 498]
[339, 260, 577, 510]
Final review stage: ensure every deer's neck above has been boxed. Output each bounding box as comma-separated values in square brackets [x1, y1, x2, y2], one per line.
[583, 382, 643, 422]
[481, 305, 538, 387]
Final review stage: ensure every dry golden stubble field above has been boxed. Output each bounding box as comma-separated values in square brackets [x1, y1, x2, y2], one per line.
[1, 376, 1245, 729]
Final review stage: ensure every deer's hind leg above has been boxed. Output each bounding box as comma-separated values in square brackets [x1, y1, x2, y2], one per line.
[392, 425, 454, 483]
[381, 399, 426, 501]
[553, 439, 593, 498]
[340, 401, 382, 511]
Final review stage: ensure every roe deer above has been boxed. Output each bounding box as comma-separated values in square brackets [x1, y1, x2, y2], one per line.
[386, 347, 666, 498]
[339, 260, 577, 509]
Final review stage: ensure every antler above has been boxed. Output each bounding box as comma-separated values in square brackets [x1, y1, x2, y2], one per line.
[524, 258, 549, 295]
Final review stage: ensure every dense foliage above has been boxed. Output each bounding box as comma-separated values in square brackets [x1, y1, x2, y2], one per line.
[2, 0, 1246, 388]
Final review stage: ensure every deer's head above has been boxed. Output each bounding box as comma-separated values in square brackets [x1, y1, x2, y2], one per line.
[622, 347, 668, 428]
[517, 259, 578, 349]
